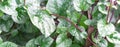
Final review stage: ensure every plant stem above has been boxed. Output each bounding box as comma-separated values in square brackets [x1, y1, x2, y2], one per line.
[109, 10, 114, 23]
[51, 14, 82, 32]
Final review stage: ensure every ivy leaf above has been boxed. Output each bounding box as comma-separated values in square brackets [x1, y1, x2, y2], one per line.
[97, 19, 115, 37]
[106, 32, 120, 44]
[73, 0, 90, 11]
[56, 33, 72, 47]
[26, 39, 37, 47]
[35, 35, 53, 47]
[46, 0, 71, 16]
[0, 41, 18, 47]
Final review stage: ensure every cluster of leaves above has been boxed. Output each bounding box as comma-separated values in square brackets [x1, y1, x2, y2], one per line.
[0, 0, 120, 47]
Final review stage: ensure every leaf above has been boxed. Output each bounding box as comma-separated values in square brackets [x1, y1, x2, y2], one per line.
[0, 0, 28, 24]
[0, 28, 2, 34]
[20, 22, 39, 33]
[11, 6, 29, 24]
[97, 19, 115, 37]
[26, 0, 56, 37]
[56, 19, 69, 33]
[84, 19, 97, 26]
[0, 10, 3, 17]
[97, 38, 108, 47]
[87, 0, 95, 4]
[46, 0, 71, 16]
[92, 33, 108, 47]
[0, 19, 13, 32]
[69, 26, 87, 45]
[26, 39, 37, 47]
[0, 41, 18, 47]
[28, 11, 56, 37]
[0, 0, 17, 15]
[35, 35, 53, 47]
[10, 29, 18, 37]
[98, 4, 107, 14]
[106, 32, 120, 44]
[108, 42, 115, 47]
[70, 44, 80, 47]
[0, 37, 3, 44]
[73, 0, 90, 11]
[56, 33, 72, 47]
[117, 1, 120, 5]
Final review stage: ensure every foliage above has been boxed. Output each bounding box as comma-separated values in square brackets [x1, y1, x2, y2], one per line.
[0, 0, 120, 47]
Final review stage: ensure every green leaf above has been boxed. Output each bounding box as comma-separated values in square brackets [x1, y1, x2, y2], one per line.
[106, 32, 120, 44]
[98, 4, 107, 14]
[70, 44, 80, 47]
[26, 0, 56, 37]
[0, 19, 13, 32]
[108, 42, 115, 47]
[84, 19, 97, 26]
[87, 0, 95, 4]
[73, 0, 90, 11]
[11, 6, 29, 24]
[28, 11, 56, 37]
[46, 0, 71, 16]
[69, 26, 87, 45]
[20, 22, 39, 33]
[10, 29, 18, 37]
[26, 39, 37, 47]
[97, 38, 108, 47]
[117, 1, 120, 5]
[92, 33, 108, 47]
[0, 28, 2, 34]
[0, 0, 28, 24]
[56, 33, 72, 47]
[0, 0, 18, 15]
[0, 10, 3, 17]
[0, 37, 3, 44]
[35, 35, 53, 47]
[97, 19, 115, 37]
[56, 19, 69, 33]
[0, 41, 18, 47]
